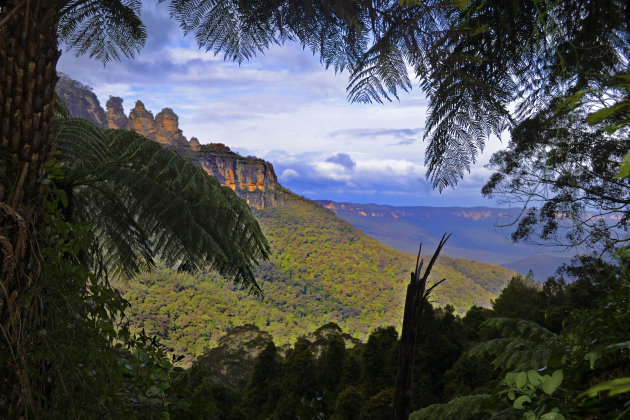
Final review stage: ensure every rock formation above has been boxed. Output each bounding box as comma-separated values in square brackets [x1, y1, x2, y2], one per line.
[57, 76, 284, 209]
[189, 137, 201, 151]
[155, 108, 188, 147]
[105, 96, 128, 129]
[127, 101, 158, 140]
[56, 74, 106, 127]
[192, 144, 284, 210]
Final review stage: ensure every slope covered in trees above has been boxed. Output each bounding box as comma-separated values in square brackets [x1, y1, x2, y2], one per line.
[171, 255, 629, 420]
[117, 193, 514, 360]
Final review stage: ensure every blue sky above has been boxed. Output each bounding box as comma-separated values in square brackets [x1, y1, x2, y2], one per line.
[57, 2, 506, 207]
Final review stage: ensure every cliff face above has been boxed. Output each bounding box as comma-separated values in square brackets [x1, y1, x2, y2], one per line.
[105, 96, 128, 129]
[56, 74, 106, 127]
[188, 144, 284, 210]
[103, 98, 284, 209]
[56, 76, 284, 209]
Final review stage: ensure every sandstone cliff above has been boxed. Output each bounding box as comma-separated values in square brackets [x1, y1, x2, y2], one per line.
[103, 97, 284, 208]
[56, 79, 284, 209]
[105, 96, 128, 129]
[184, 144, 284, 210]
[56, 74, 106, 127]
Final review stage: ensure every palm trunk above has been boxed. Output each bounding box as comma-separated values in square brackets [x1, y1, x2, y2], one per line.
[0, 1, 60, 416]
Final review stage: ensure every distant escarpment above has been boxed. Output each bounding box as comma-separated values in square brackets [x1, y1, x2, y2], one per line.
[55, 75, 283, 209]
[182, 143, 285, 210]
[105, 97, 284, 209]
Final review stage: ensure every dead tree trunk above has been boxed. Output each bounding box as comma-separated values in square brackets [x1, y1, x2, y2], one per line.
[392, 234, 450, 420]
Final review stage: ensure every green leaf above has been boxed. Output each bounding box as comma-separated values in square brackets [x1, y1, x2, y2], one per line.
[516, 372, 528, 389]
[508, 390, 515, 401]
[551, 370, 563, 388]
[584, 351, 599, 369]
[541, 375, 558, 395]
[556, 90, 585, 114]
[513, 395, 531, 409]
[614, 150, 630, 179]
[528, 370, 542, 386]
[586, 104, 625, 125]
[524, 411, 536, 420]
[504, 372, 517, 386]
[540, 413, 565, 420]
[578, 378, 630, 399]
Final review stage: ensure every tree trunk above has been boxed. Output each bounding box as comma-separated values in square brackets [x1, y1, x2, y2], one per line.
[393, 235, 449, 420]
[0, 1, 60, 415]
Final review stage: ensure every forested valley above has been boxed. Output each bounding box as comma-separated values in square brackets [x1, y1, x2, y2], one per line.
[1, 1, 629, 419]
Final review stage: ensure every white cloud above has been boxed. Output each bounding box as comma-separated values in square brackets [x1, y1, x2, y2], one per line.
[279, 168, 300, 181]
[56, 7, 506, 207]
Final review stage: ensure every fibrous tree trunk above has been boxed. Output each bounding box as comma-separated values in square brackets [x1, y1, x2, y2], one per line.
[0, 1, 60, 415]
[393, 234, 450, 420]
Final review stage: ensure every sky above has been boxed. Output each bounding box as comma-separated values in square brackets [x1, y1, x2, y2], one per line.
[57, 2, 507, 208]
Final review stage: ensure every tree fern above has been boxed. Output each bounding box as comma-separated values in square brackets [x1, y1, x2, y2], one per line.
[466, 318, 559, 372]
[409, 394, 521, 420]
[53, 115, 269, 294]
[58, 0, 146, 63]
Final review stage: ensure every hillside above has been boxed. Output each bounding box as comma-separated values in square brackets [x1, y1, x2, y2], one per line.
[317, 200, 575, 281]
[58, 74, 515, 361]
[117, 193, 515, 363]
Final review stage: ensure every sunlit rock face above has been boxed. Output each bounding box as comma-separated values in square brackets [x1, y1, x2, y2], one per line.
[155, 108, 189, 147]
[105, 96, 128, 130]
[189, 137, 201, 151]
[127, 101, 158, 141]
[193, 144, 285, 210]
[58, 76, 286, 209]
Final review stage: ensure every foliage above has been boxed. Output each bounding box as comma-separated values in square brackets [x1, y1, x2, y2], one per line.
[58, 0, 147, 63]
[180, 299, 477, 419]
[116, 193, 514, 358]
[482, 104, 630, 251]
[0, 162, 191, 418]
[54, 116, 269, 292]
[411, 254, 630, 420]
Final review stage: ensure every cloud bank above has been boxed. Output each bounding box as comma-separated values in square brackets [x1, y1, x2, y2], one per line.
[57, 1, 504, 207]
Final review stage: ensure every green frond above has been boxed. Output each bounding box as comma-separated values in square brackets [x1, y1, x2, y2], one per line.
[466, 318, 558, 371]
[54, 95, 71, 119]
[59, 0, 146, 63]
[347, 39, 412, 104]
[409, 394, 496, 420]
[54, 117, 269, 295]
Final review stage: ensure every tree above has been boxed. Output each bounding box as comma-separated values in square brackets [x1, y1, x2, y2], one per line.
[54, 115, 268, 290]
[241, 341, 281, 419]
[0, 99, 269, 415]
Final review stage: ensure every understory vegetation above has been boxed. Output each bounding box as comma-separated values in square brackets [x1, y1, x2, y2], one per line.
[114, 255, 630, 419]
[116, 195, 514, 359]
[1, 0, 629, 418]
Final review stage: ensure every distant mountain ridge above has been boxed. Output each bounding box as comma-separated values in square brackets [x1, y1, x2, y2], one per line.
[316, 200, 576, 281]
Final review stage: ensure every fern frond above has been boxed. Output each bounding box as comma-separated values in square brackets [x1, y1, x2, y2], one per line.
[466, 318, 559, 372]
[347, 38, 411, 104]
[54, 118, 269, 294]
[59, 0, 146, 63]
